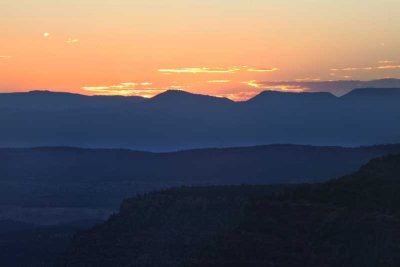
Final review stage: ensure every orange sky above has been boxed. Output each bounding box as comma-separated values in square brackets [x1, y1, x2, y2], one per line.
[1, 0, 400, 100]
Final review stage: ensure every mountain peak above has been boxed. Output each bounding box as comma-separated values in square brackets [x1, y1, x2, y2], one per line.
[150, 90, 233, 104]
[153, 89, 194, 98]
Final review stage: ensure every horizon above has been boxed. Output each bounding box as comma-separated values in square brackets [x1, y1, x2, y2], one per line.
[2, 78, 400, 101]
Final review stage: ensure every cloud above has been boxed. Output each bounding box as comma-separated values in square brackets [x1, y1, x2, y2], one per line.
[119, 82, 138, 86]
[246, 67, 279, 73]
[158, 66, 279, 74]
[378, 60, 396, 65]
[66, 38, 79, 44]
[241, 80, 307, 93]
[0, 56, 12, 59]
[82, 82, 162, 97]
[158, 67, 240, 74]
[261, 85, 306, 93]
[331, 64, 400, 72]
[295, 78, 321, 82]
[330, 67, 368, 71]
[140, 82, 153, 86]
[376, 65, 400, 70]
[241, 80, 262, 88]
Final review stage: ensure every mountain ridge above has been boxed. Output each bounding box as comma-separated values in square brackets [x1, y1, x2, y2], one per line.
[2, 86, 400, 103]
[2, 144, 400, 209]
[0, 87, 399, 151]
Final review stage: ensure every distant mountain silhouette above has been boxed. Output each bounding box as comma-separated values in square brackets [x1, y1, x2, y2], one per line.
[259, 78, 400, 95]
[246, 91, 338, 110]
[150, 90, 232, 105]
[248, 90, 336, 103]
[0, 90, 145, 109]
[0, 86, 400, 150]
[61, 154, 400, 267]
[341, 88, 400, 107]
[343, 87, 400, 97]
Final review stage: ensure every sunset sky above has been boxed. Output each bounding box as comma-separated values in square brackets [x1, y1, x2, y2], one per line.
[1, 0, 400, 100]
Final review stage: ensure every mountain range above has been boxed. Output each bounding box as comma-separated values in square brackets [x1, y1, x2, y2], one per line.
[1, 86, 400, 151]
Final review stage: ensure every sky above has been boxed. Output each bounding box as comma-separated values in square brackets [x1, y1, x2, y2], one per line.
[1, 0, 400, 100]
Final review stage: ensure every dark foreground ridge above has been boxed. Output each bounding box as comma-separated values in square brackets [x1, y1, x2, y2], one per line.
[61, 154, 400, 267]
[2, 145, 400, 266]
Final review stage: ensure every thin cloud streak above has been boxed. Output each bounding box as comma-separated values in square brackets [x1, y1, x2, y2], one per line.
[208, 80, 230, 83]
[378, 60, 396, 65]
[158, 67, 240, 74]
[82, 82, 159, 97]
[376, 65, 400, 70]
[262, 85, 306, 93]
[295, 78, 321, 82]
[241, 80, 306, 93]
[82, 87, 164, 98]
[158, 66, 279, 74]
[66, 38, 79, 44]
[242, 80, 262, 88]
[246, 67, 279, 72]
[331, 65, 400, 72]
